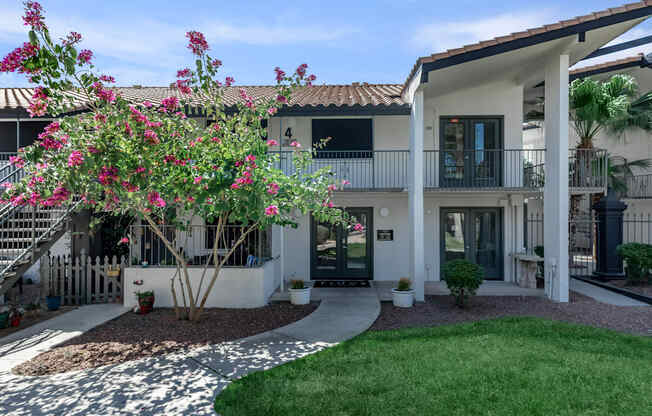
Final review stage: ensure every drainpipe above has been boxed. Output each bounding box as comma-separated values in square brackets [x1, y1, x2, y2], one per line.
[16, 116, 20, 152]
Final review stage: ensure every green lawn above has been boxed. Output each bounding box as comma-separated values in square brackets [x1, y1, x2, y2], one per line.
[214, 318, 652, 416]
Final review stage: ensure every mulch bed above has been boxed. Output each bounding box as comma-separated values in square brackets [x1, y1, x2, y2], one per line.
[605, 279, 652, 298]
[371, 292, 652, 336]
[13, 302, 318, 376]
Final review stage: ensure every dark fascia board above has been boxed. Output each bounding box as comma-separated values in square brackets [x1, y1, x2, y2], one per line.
[0, 108, 86, 119]
[420, 5, 652, 84]
[190, 103, 412, 117]
[583, 34, 652, 60]
[569, 57, 649, 81]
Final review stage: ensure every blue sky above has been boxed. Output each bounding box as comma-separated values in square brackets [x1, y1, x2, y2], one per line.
[1, 0, 652, 87]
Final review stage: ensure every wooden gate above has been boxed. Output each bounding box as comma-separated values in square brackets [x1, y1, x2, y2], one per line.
[44, 254, 125, 305]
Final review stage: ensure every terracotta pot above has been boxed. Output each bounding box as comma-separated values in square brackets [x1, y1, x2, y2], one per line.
[138, 294, 155, 314]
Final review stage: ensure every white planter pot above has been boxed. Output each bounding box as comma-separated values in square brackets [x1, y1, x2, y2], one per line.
[289, 287, 311, 305]
[392, 289, 414, 308]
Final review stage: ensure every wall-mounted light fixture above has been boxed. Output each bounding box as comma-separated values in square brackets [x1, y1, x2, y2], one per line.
[379, 207, 390, 217]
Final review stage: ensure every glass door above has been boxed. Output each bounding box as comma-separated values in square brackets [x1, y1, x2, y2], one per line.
[440, 117, 502, 188]
[441, 208, 502, 280]
[311, 207, 373, 280]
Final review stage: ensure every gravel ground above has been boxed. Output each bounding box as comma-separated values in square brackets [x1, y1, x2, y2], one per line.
[13, 302, 318, 376]
[371, 292, 652, 336]
[605, 280, 652, 297]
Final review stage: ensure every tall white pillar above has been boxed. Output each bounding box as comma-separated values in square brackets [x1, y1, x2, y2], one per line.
[544, 54, 570, 302]
[409, 90, 425, 301]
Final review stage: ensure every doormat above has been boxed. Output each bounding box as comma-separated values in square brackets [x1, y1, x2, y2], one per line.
[313, 281, 371, 288]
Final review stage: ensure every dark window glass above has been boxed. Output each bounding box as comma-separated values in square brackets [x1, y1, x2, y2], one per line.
[312, 119, 372, 158]
[0, 122, 17, 153]
[20, 121, 50, 148]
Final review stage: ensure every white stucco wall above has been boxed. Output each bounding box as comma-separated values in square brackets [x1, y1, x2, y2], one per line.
[123, 260, 277, 309]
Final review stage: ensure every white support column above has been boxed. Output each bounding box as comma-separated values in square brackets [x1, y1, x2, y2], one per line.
[409, 90, 425, 301]
[544, 54, 570, 302]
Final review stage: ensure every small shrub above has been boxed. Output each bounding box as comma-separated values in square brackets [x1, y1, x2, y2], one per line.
[396, 277, 411, 291]
[290, 280, 305, 290]
[534, 246, 544, 258]
[616, 243, 652, 284]
[443, 259, 484, 307]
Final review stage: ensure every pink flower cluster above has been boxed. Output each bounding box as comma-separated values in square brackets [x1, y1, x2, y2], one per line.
[143, 129, 159, 145]
[23, 1, 45, 31]
[274, 67, 285, 83]
[161, 96, 179, 112]
[186, 31, 209, 55]
[230, 155, 258, 189]
[267, 182, 279, 195]
[9, 155, 25, 169]
[99, 75, 115, 83]
[67, 150, 84, 167]
[175, 79, 191, 95]
[265, 205, 279, 216]
[147, 191, 166, 208]
[353, 223, 364, 232]
[225, 76, 235, 87]
[98, 166, 119, 185]
[38, 132, 64, 150]
[176, 68, 191, 78]
[90, 82, 116, 103]
[0, 42, 39, 73]
[121, 181, 139, 192]
[42, 185, 71, 207]
[77, 49, 93, 65]
[62, 31, 82, 46]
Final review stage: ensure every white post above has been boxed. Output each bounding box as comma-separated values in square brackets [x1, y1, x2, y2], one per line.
[409, 90, 425, 301]
[544, 54, 570, 302]
[280, 226, 285, 292]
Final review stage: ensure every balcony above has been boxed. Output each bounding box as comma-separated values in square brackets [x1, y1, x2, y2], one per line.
[274, 148, 608, 193]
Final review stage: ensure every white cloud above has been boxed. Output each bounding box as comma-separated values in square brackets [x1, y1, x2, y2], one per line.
[205, 22, 354, 45]
[411, 10, 556, 54]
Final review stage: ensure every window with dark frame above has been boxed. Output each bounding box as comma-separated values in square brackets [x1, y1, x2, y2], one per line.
[311, 118, 372, 159]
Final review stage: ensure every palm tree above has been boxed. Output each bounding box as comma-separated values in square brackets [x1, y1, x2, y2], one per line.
[604, 154, 652, 196]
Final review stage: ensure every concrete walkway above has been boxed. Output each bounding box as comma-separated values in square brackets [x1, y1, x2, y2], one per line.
[570, 278, 650, 306]
[0, 289, 380, 415]
[0, 304, 129, 373]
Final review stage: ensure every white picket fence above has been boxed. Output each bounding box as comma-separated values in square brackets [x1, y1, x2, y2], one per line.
[45, 254, 126, 305]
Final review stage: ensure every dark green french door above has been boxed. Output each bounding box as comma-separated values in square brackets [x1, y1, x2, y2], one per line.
[440, 117, 502, 187]
[441, 208, 503, 280]
[311, 207, 373, 280]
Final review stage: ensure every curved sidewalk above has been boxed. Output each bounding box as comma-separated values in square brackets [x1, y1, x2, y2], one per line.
[0, 289, 380, 416]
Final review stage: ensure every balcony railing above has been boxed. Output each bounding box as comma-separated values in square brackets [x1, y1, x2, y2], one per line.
[273, 148, 607, 192]
[128, 224, 269, 267]
[625, 174, 652, 199]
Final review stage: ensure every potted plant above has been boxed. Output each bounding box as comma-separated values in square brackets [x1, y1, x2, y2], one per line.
[392, 277, 414, 308]
[9, 306, 24, 327]
[0, 306, 9, 329]
[135, 290, 155, 314]
[443, 259, 484, 308]
[288, 280, 311, 305]
[616, 243, 652, 284]
[46, 291, 62, 311]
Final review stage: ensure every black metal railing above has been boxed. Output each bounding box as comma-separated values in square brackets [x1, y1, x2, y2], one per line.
[273, 148, 607, 191]
[128, 224, 269, 268]
[626, 174, 652, 199]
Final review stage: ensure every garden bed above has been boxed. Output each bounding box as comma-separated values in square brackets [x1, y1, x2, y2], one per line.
[371, 292, 652, 335]
[13, 302, 318, 376]
[0, 306, 76, 339]
[605, 279, 652, 298]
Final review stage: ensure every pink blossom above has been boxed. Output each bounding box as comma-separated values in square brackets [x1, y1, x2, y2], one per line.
[266, 139, 278, 146]
[245, 154, 256, 163]
[67, 150, 84, 167]
[77, 49, 93, 65]
[265, 205, 279, 216]
[22, 2, 45, 31]
[177, 68, 192, 78]
[186, 31, 209, 55]
[211, 136, 221, 144]
[63, 31, 82, 46]
[342, 179, 350, 185]
[296, 63, 308, 79]
[99, 75, 115, 83]
[124, 122, 133, 136]
[1, 43, 39, 73]
[187, 196, 195, 203]
[193, 177, 202, 184]
[87, 145, 100, 154]
[225, 76, 234, 86]
[147, 191, 166, 208]
[276, 94, 287, 104]
[143, 130, 159, 145]
[230, 183, 240, 190]
[98, 166, 119, 185]
[44, 121, 59, 134]
[27, 99, 47, 117]
[267, 107, 277, 116]
[119, 237, 129, 244]
[9, 155, 25, 169]
[211, 59, 222, 67]
[328, 184, 337, 192]
[290, 141, 301, 148]
[176, 79, 192, 95]
[97, 87, 116, 103]
[94, 113, 107, 124]
[135, 166, 146, 174]
[142, 100, 153, 108]
[274, 67, 285, 83]
[267, 183, 279, 195]
[161, 96, 179, 112]
[353, 223, 363, 232]
[32, 86, 47, 100]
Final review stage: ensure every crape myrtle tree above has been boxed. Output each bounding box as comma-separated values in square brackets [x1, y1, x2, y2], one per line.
[1, 2, 361, 321]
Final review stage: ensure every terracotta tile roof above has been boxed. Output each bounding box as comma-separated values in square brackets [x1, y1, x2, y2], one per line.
[402, 0, 652, 95]
[569, 53, 646, 75]
[0, 84, 407, 114]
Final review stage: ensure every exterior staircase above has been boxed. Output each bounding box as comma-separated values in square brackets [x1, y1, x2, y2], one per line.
[0, 164, 80, 297]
